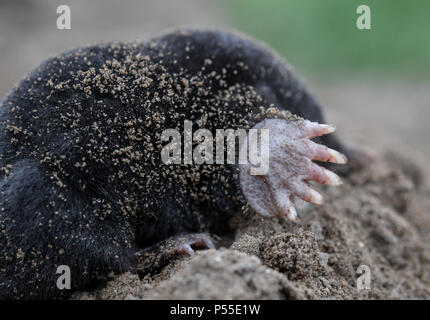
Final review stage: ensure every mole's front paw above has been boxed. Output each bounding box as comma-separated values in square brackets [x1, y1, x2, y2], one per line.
[240, 118, 347, 220]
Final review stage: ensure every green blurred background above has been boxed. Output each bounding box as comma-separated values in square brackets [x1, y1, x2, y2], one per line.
[226, 0, 429, 78]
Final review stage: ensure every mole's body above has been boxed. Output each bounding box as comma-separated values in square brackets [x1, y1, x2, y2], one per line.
[0, 29, 360, 299]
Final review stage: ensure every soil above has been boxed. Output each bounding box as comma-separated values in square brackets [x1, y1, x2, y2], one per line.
[73, 152, 430, 300]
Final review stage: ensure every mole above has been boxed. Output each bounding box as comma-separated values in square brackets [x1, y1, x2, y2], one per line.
[0, 29, 371, 299]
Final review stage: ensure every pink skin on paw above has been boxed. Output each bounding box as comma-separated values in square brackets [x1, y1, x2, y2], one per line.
[240, 119, 347, 220]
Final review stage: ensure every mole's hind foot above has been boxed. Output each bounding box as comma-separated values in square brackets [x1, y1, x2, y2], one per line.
[167, 233, 215, 255]
[134, 233, 215, 275]
[240, 119, 347, 220]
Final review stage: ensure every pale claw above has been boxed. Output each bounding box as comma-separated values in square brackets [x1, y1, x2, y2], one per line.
[302, 140, 348, 164]
[292, 181, 323, 205]
[240, 118, 347, 220]
[283, 204, 297, 221]
[296, 120, 336, 138]
[308, 161, 343, 186]
[327, 148, 348, 164]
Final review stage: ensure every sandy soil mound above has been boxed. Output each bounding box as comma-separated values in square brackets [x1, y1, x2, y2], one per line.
[74, 151, 430, 300]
